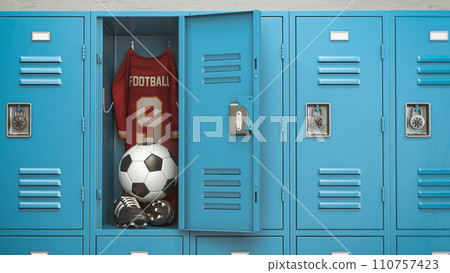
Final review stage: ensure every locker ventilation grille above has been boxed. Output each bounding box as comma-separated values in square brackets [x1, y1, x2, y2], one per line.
[417, 56, 450, 85]
[202, 168, 242, 211]
[18, 168, 61, 209]
[318, 168, 361, 209]
[317, 56, 361, 85]
[19, 56, 63, 86]
[202, 53, 241, 84]
[418, 168, 450, 209]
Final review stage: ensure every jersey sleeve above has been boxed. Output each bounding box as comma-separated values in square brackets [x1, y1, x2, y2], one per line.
[112, 50, 130, 139]
[169, 53, 179, 139]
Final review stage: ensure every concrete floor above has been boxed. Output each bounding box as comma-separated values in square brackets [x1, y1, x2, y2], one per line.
[0, 0, 449, 11]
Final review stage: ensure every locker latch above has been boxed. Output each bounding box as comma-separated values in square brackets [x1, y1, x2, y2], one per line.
[229, 96, 253, 136]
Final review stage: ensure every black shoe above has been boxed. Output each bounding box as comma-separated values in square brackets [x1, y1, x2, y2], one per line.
[113, 193, 149, 228]
[145, 200, 174, 226]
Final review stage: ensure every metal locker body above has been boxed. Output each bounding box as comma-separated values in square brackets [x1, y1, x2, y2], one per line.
[0, 17, 85, 230]
[295, 16, 384, 230]
[396, 16, 450, 230]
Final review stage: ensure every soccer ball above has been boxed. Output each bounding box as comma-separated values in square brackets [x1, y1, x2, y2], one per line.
[118, 143, 178, 203]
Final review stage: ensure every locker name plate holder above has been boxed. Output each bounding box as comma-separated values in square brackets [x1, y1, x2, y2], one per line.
[6, 103, 32, 138]
[405, 103, 430, 137]
[229, 96, 252, 136]
[306, 103, 331, 138]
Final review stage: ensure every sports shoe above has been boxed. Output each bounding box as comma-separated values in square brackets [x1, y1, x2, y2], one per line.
[113, 193, 149, 228]
[145, 200, 175, 226]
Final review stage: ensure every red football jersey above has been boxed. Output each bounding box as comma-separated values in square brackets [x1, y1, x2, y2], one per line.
[112, 47, 178, 151]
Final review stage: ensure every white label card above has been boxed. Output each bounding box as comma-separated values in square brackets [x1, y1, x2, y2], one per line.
[32, 32, 50, 41]
[429, 31, 448, 41]
[330, 31, 349, 41]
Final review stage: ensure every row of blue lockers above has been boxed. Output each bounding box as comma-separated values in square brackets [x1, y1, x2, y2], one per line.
[2, 236, 450, 255]
[0, 10, 449, 254]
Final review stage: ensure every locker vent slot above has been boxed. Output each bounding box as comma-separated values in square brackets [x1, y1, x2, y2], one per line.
[203, 203, 241, 210]
[417, 67, 450, 74]
[319, 202, 361, 209]
[319, 179, 361, 186]
[318, 67, 360, 74]
[19, 168, 61, 175]
[318, 56, 360, 63]
[20, 67, 62, 74]
[418, 169, 450, 175]
[419, 180, 450, 186]
[202, 53, 241, 84]
[418, 168, 450, 209]
[419, 203, 450, 209]
[318, 168, 361, 175]
[203, 65, 241, 73]
[319, 191, 361, 198]
[203, 192, 241, 198]
[318, 79, 360, 85]
[20, 56, 62, 63]
[318, 56, 361, 85]
[18, 168, 62, 210]
[19, 202, 61, 209]
[20, 79, 62, 85]
[203, 168, 241, 175]
[417, 56, 450, 63]
[203, 53, 240, 61]
[203, 77, 241, 84]
[203, 180, 241, 187]
[19, 56, 63, 85]
[418, 191, 450, 198]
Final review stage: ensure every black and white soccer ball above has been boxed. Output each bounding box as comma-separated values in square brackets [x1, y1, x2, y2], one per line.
[118, 143, 178, 203]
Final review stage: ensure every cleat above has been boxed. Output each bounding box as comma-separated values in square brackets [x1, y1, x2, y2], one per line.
[113, 193, 149, 228]
[145, 200, 174, 226]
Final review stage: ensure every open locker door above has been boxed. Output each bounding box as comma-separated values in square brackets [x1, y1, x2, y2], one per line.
[179, 11, 261, 232]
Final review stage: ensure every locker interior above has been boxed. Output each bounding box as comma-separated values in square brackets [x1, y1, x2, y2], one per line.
[98, 16, 180, 231]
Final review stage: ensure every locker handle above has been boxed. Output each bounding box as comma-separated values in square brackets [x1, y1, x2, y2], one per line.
[230, 251, 249, 255]
[331, 251, 350, 255]
[30, 251, 49, 255]
[130, 251, 149, 255]
[431, 251, 450, 255]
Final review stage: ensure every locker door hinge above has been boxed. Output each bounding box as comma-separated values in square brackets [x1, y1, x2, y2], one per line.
[82, 44, 86, 61]
[280, 117, 286, 139]
[381, 116, 385, 133]
[380, 44, 384, 60]
[81, 117, 85, 133]
[281, 187, 285, 202]
[81, 187, 85, 203]
[97, 53, 102, 64]
[96, 189, 102, 200]
[281, 44, 285, 60]
[381, 186, 385, 203]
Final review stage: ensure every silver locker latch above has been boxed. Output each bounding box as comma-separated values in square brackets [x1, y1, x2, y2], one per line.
[229, 96, 253, 136]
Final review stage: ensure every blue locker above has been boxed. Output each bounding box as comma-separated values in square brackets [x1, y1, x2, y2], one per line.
[295, 17, 384, 230]
[195, 236, 283, 255]
[0, 17, 85, 229]
[0, 237, 83, 255]
[396, 17, 450, 230]
[297, 236, 383, 255]
[180, 11, 261, 232]
[96, 236, 183, 255]
[397, 237, 450, 255]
